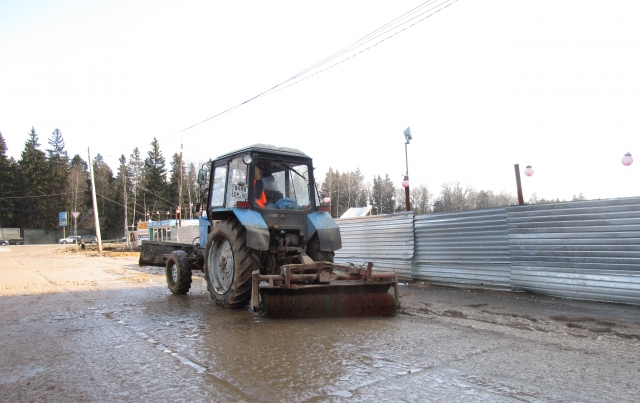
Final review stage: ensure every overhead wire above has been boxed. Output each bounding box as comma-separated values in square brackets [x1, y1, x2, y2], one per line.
[94, 174, 174, 214]
[263, 0, 459, 97]
[0, 192, 74, 200]
[271, 0, 443, 87]
[175, 0, 458, 136]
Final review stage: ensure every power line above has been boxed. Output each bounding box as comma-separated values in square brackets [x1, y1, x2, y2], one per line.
[0, 192, 74, 200]
[175, 0, 458, 136]
[263, 0, 459, 97]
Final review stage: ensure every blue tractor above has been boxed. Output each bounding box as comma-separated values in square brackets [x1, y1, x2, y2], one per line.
[148, 144, 397, 316]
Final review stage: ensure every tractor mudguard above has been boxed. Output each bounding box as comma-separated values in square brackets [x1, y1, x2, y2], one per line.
[307, 212, 342, 252]
[198, 215, 210, 249]
[233, 208, 270, 251]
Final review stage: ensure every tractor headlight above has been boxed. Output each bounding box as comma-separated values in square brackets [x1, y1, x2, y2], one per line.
[243, 154, 253, 165]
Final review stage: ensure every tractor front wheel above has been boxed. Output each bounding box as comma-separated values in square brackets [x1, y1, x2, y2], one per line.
[204, 218, 260, 308]
[307, 234, 335, 263]
[166, 250, 192, 294]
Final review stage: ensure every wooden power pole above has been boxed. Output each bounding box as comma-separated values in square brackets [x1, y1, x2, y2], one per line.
[88, 148, 103, 252]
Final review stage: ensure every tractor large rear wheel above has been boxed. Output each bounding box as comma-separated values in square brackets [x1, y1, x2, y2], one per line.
[204, 218, 260, 308]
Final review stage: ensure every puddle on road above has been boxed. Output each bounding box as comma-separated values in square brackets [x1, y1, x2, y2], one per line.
[87, 293, 563, 402]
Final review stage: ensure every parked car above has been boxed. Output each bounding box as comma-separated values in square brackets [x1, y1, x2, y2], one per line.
[59, 236, 81, 244]
[81, 235, 97, 244]
[0, 239, 7, 246]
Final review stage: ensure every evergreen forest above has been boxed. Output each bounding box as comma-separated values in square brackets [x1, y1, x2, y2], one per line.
[0, 128, 582, 238]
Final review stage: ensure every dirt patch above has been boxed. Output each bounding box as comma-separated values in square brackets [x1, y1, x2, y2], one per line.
[57, 244, 140, 258]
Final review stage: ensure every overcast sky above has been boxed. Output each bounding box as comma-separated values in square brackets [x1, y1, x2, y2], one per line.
[1, 0, 638, 202]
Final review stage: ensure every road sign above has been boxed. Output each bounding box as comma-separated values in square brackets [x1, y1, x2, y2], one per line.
[71, 211, 81, 219]
[58, 212, 68, 227]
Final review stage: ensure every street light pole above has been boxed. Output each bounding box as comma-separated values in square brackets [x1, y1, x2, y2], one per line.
[403, 127, 412, 212]
[514, 164, 524, 205]
[514, 164, 534, 206]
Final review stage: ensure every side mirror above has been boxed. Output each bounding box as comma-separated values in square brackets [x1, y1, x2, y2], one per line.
[195, 202, 201, 213]
[197, 169, 207, 185]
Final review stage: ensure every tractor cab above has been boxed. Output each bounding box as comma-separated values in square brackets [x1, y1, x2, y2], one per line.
[201, 144, 319, 215]
[197, 144, 341, 299]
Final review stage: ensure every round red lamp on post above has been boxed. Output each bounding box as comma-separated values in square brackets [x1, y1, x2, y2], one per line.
[524, 165, 534, 177]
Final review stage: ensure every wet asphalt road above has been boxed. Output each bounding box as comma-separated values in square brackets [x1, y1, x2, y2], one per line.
[1, 245, 639, 402]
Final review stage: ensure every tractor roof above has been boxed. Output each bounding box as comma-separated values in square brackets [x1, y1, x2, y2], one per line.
[215, 144, 310, 160]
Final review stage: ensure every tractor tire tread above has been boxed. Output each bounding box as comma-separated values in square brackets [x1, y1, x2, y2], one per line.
[166, 250, 192, 294]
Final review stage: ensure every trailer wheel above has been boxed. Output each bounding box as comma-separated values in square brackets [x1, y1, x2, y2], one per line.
[204, 218, 260, 308]
[166, 251, 192, 294]
[307, 234, 334, 263]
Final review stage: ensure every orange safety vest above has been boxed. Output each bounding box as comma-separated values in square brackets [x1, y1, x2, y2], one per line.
[254, 180, 267, 207]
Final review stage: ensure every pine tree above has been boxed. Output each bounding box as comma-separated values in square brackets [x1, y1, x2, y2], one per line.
[128, 147, 145, 225]
[17, 127, 51, 228]
[46, 128, 70, 228]
[168, 152, 186, 216]
[186, 162, 198, 219]
[0, 132, 17, 227]
[144, 138, 168, 218]
[67, 154, 89, 235]
[370, 174, 395, 215]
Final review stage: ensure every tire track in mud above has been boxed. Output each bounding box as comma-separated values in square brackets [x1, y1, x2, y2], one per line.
[401, 301, 640, 343]
[92, 308, 261, 402]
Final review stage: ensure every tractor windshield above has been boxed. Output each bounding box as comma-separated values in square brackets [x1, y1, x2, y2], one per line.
[253, 158, 312, 210]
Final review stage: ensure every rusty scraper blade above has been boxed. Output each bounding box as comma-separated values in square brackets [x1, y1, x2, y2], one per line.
[260, 282, 398, 319]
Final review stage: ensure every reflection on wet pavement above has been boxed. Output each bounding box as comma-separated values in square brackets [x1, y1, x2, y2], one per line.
[2, 247, 639, 402]
[90, 293, 561, 402]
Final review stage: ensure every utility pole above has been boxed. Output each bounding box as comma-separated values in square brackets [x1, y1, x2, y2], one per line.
[122, 160, 129, 247]
[178, 141, 183, 226]
[88, 148, 103, 252]
[187, 163, 193, 220]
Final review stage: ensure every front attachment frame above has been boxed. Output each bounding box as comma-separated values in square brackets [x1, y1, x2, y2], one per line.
[250, 261, 399, 312]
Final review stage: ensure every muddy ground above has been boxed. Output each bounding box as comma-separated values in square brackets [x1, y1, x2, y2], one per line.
[1, 244, 639, 402]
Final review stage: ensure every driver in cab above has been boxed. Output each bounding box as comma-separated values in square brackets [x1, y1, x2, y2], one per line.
[254, 165, 267, 208]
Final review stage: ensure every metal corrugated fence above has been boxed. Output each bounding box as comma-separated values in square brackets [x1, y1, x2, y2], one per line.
[335, 212, 414, 281]
[506, 197, 640, 305]
[172, 226, 200, 244]
[412, 208, 512, 290]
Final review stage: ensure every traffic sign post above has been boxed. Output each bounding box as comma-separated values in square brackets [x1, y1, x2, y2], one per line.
[58, 212, 68, 238]
[71, 212, 80, 237]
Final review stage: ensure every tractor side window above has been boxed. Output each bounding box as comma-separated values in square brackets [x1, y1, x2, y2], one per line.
[210, 166, 227, 207]
[289, 164, 311, 207]
[226, 157, 248, 208]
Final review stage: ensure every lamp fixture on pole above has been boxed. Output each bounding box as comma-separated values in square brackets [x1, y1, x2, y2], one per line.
[622, 152, 633, 166]
[524, 165, 534, 177]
